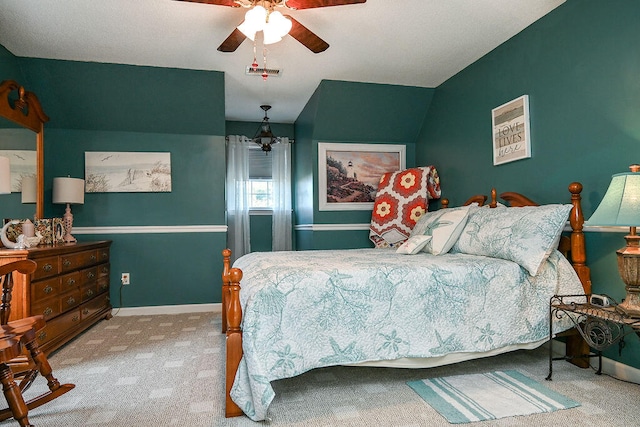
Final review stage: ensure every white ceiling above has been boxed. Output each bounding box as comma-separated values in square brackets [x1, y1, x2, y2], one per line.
[0, 0, 565, 123]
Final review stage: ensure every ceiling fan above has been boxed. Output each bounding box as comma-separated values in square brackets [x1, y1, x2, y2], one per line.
[176, 0, 367, 54]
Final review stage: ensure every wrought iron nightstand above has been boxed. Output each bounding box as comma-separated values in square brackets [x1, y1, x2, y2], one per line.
[546, 294, 640, 380]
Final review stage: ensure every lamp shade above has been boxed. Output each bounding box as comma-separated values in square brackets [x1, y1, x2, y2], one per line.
[21, 175, 37, 203]
[586, 169, 640, 227]
[0, 156, 10, 194]
[52, 177, 85, 205]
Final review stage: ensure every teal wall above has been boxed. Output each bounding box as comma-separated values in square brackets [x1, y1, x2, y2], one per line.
[1, 56, 227, 308]
[417, 0, 640, 368]
[0, 44, 23, 81]
[294, 80, 435, 249]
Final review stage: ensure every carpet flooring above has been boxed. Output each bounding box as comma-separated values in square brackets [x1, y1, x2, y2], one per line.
[1, 311, 639, 426]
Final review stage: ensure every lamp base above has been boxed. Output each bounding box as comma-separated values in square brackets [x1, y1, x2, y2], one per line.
[62, 203, 77, 243]
[616, 240, 640, 318]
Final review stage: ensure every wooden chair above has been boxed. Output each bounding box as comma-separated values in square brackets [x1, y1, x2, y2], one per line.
[0, 260, 74, 425]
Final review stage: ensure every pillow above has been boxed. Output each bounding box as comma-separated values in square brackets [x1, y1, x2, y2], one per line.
[396, 235, 433, 255]
[450, 204, 572, 276]
[409, 205, 471, 255]
[369, 166, 441, 248]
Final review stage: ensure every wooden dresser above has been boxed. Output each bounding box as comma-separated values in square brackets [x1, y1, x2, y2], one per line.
[0, 241, 112, 354]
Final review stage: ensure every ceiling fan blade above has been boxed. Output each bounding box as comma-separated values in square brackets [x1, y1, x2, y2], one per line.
[218, 28, 247, 52]
[285, 0, 366, 10]
[286, 16, 329, 53]
[174, 0, 239, 6]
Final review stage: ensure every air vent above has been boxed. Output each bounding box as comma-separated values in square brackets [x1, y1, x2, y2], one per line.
[245, 66, 282, 77]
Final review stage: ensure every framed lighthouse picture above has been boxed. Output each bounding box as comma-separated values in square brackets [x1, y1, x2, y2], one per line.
[318, 142, 406, 211]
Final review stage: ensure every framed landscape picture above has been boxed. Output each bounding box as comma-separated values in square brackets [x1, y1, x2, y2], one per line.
[492, 95, 531, 165]
[85, 151, 172, 193]
[318, 142, 405, 211]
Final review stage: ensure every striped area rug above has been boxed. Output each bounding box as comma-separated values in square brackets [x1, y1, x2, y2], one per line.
[407, 370, 580, 424]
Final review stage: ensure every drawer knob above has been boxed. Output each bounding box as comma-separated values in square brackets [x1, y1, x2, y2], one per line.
[67, 297, 76, 306]
[101, 251, 108, 259]
[87, 272, 95, 279]
[42, 263, 53, 272]
[66, 278, 76, 286]
[86, 289, 94, 297]
[43, 286, 53, 294]
[63, 259, 72, 267]
[83, 308, 90, 315]
[43, 307, 53, 316]
[72, 315, 79, 322]
[91, 254, 97, 261]
[38, 331, 47, 341]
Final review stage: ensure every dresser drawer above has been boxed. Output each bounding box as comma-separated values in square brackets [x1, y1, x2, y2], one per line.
[60, 250, 99, 273]
[31, 296, 62, 321]
[32, 256, 60, 280]
[81, 283, 98, 302]
[31, 277, 60, 304]
[77, 266, 98, 287]
[98, 263, 110, 278]
[97, 277, 109, 294]
[98, 248, 110, 263]
[60, 271, 81, 293]
[81, 293, 110, 320]
[36, 309, 82, 346]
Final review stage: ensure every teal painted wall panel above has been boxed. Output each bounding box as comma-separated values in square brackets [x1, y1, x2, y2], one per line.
[417, 0, 640, 368]
[43, 129, 226, 226]
[19, 58, 225, 135]
[0, 45, 23, 82]
[89, 233, 226, 307]
[309, 230, 371, 250]
[249, 215, 272, 252]
[312, 80, 434, 142]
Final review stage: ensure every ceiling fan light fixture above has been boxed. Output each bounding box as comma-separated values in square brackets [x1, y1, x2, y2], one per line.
[237, 5, 267, 40]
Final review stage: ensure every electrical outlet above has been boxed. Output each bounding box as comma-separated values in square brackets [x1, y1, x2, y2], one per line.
[121, 273, 130, 285]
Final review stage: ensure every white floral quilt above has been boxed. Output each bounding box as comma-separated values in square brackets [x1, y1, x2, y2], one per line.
[230, 248, 584, 421]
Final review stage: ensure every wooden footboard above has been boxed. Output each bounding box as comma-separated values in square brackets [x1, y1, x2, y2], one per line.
[221, 250, 244, 418]
[219, 182, 593, 417]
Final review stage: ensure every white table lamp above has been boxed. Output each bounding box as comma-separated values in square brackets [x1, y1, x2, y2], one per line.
[52, 177, 85, 243]
[0, 156, 10, 194]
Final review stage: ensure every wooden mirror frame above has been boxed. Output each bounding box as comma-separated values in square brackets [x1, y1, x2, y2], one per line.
[0, 80, 49, 219]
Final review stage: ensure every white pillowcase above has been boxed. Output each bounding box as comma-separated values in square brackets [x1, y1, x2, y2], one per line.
[409, 206, 471, 255]
[396, 235, 433, 255]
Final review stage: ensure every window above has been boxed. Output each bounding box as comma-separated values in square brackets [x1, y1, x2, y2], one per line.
[248, 147, 273, 210]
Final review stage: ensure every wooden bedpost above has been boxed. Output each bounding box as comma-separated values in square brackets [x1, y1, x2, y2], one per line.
[225, 268, 244, 418]
[221, 249, 232, 334]
[568, 182, 591, 294]
[566, 182, 592, 368]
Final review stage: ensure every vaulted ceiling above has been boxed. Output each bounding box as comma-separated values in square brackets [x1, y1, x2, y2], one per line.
[0, 0, 565, 123]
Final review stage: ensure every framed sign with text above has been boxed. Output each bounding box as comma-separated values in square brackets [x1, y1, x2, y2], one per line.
[492, 95, 531, 166]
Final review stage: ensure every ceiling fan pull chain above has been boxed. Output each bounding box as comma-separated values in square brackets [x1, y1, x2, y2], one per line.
[262, 46, 269, 80]
[251, 39, 259, 71]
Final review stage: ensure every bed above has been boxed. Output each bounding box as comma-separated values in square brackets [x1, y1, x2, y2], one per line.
[220, 183, 592, 420]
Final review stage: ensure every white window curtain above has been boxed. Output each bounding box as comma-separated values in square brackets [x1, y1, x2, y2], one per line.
[271, 138, 292, 251]
[226, 135, 252, 262]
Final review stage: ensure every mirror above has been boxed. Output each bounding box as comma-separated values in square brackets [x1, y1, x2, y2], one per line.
[0, 80, 48, 220]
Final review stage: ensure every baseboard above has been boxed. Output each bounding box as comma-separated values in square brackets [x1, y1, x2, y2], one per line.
[113, 303, 222, 316]
[548, 339, 640, 384]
